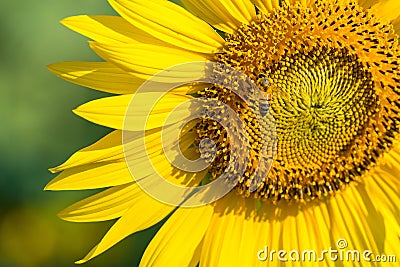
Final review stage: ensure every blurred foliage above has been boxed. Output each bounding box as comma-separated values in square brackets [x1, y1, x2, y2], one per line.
[0, 1, 180, 266]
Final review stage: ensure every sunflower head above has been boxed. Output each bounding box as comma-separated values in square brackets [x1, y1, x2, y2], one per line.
[194, 0, 400, 203]
[46, 0, 400, 265]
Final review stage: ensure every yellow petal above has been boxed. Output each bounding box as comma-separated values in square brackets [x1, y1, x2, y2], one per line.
[46, 127, 202, 191]
[76, 194, 176, 263]
[363, 146, 400, 257]
[52, 125, 197, 171]
[45, 162, 132, 190]
[357, 0, 380, 9]
[289, 0, 315, 6]
[108, 0, 224, 53]
[201, 193, 271, 267]
[370, 0, 400, 22]
[130, 143, 206, 188]
[201, 192, 337, 267]
[61, 15, 167, 45]
[181, 0, 256, 34]
[140, 205, 213, 266]
[89, 41, 210, 78]
[324, 185, 396, 267]
[327, 172, 400, 267]
[251, 0, 279, 14]
[369, 171, 400, 226]
[73, 92, 192, 130]
[58, 183, 141, 222]
[188, 239, 203, 267]
[374, 172, 400, 214]
[392, 15, 400, 35]
[46, 147, 203, 192]
[48, 61, 144, 94]
[50, 130, 125, 171]
[201, 195, 256, 266]
[365, 174, 400, 259]
[253, 0, 315, 12]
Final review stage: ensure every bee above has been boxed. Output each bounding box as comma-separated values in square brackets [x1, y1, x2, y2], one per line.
[259, 94, 270, 116]
[256, 73, 274, 116]
[257, 73, 270, 89]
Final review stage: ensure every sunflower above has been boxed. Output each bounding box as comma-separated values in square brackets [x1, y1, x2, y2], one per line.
[46, 0, 400, 266]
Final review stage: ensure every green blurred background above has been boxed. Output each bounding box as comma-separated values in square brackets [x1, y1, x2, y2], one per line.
[0, 1, 177, 266]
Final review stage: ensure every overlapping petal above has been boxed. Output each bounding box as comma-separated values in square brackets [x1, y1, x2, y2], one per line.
[61, 15, 167, 45]
[45, 161, 132, 190]
[48, 60, 207, 95]
[46, 127, 202, 191]
[140, 205, 213, 267]
[50, 130, 125, 171]
[251, 0, 280, 14]
[75, 194, 176, 263]
[327, 186, 385, 260]
[201, 193, 334, 267]
[48, 61, 144, 94]
[108, 0, 224, 53]
[72, 92, 192, 130]
[363, 174, 400, 261]
[358, 0, 381, 8]
[89, 41, 211, 79]
[370, 0, 400, 22]
[393, 15, 400, 35]
[57, 183, 142, 222]
[181, 0, 256, 34]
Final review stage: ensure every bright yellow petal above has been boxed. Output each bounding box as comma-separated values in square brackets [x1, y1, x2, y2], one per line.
[372, 171, 400, 218]
[76, 194, 176, 263]
[357, 0, 380, 9]
[52, 125, 197, 171]
[383, 142, 400, 174]
[45, 162, 132, 190]
[72, 92, 192, 130]
[58, 183, 141, 222]
[188, 239, 203, 267]
[251, 0, 279, 14]
[201, 193, 270, 267]
[201, 192, 339, 267]
[280, 0, 312, 6]
[253, 0, 315, 12]
[46, 125, 202, 191]
[46, 147, 203, 191]
[89, 41, 210, 78]
[50, 130, 125, 171]
[140, 205, 213, 267]
[366, 173, 400, 259]
[361, 145, 400, 257]
[61, 15, 167, 45]
[108, 0, 224, 53]
[48, 61, 144, 94]
[130, 141, 206, 188]
[328, 187, 382, 254]
[392, 15, 400, 35]
[181, 0, 256, 34]
[370, 0, 400, 22]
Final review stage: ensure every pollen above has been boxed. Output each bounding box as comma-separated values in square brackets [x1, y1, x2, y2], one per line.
[196, 1, 400, 202]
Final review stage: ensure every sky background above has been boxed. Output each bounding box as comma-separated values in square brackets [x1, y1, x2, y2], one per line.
[0, 1, 179, 266]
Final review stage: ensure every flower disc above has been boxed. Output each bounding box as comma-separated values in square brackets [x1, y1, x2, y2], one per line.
[197, 1, 400, 202]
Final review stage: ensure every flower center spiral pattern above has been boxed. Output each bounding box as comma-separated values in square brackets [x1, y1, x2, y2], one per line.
[196, 1, 400, 202]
